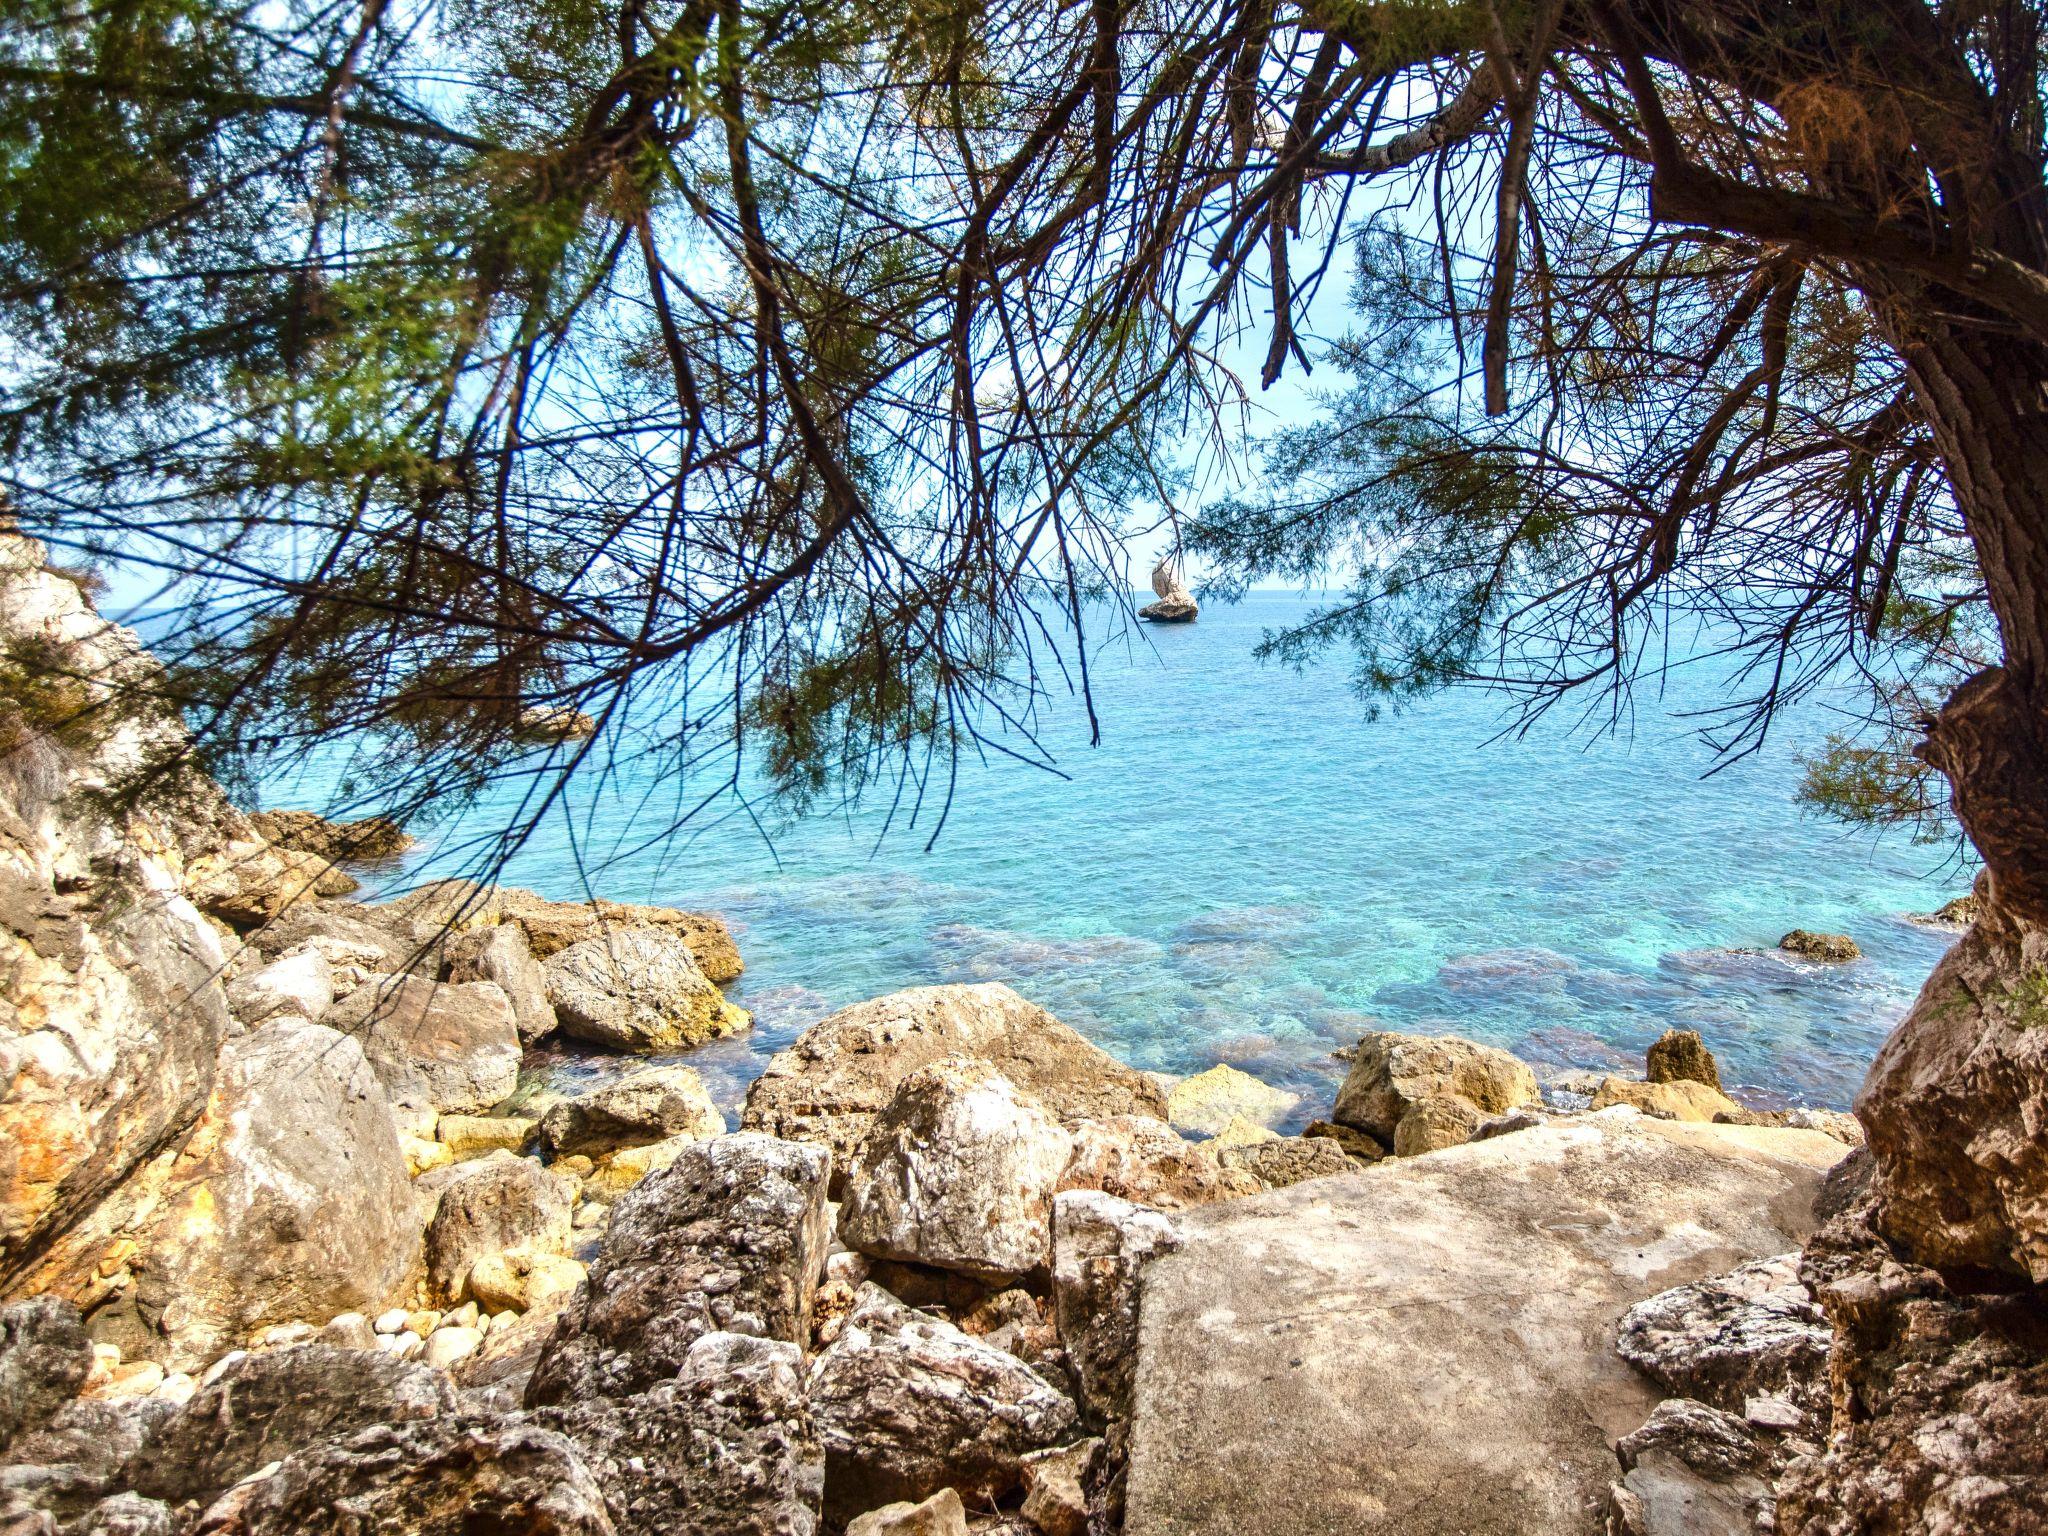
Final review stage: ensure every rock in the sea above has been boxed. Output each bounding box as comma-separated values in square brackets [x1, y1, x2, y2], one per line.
[446, 923, 556, 1043]
[840, 1058, 1073, 1281]
[808, 1284, 1078, 1525]
[499, 887, 744, 981]
[1052, 1191, 1181, 1429]
[1164, 1065, 1297, 1137]
[532, 1330, 822, 1536]
[188, 1417, 613, 1536]
[0, 1300, 90, 1452]
[1605, 1398, 1775, 1536]
[540, 1064, 726, 1160]
[1058, 1117, 1261, 1210]
[1590, 1076, 1743, 1123]
[527, 1132, 830, 1403]
[1331, 1032, 1539, 1154]
[1645, 1029, 1722, 1091]
[543, 924, 748, 1052]
[1778, 929, 1860, 962]
[1615, 1253, 1830, 1429]
[1774, 1211, 2048, 1534]
[1137, 560, 1198, 624]
[422, 1150, 575, 1304]
[104, 1019, 418, 1370]
[122, 1343, 454, 1505]
[846, 1488, 968, 1536]
[325, 974, 521, 1114]
[246, 810, 411, 864]
[1858, 918, 2048, 1281]
[742, 984, 1167, 1190]
[1215, 1135, 1353, 1191]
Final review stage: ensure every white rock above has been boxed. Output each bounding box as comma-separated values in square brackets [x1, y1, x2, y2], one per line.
[373, 1309, 408, 1336]
[423, 1325, 483, 1369]
[227, 946, 335, 1026]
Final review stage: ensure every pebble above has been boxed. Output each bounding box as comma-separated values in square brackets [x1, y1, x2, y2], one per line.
[201, 1351, 249, 1387]
[98, 1361, 164, 1399]
[423, 1325, 483, 1369]
[444, 1302, 480, 1330]
[374, 1308, 409, 1336]
[154, 1372, 197, 1405]
[405, 1309, 443, 1339]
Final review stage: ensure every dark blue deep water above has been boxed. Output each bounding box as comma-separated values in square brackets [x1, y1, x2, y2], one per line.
[279, 594, 1965, 1121]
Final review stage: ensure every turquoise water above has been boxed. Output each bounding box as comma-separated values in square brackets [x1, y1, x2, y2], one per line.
[284, 594, 1966, 1121]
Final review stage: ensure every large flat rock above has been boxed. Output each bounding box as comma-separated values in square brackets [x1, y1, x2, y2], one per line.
[1123, 1109, 1846, 1536]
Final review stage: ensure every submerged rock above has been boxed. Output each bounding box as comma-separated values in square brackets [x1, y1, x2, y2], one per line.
[742, 984, 1167, 1191]
[1778, 929, 1860, 962]
[500, 887, 743, 982]
[808, 1283, 1078, 1525]
[1164, 1065, 1297, 1137]
[840, 1058, 1073, 1281]
[543, 924, 748, 1052]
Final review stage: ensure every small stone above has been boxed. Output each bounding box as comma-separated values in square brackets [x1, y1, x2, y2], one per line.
[1778, 929, 1860, 962]
[405, 1310, 443, 1338]
[465, 1251, 587, 1315]
[249, 1321, 316, 1350]
[1333, 1032, 1539, 1145]
[1743, 1393, 1804, 1430]
[402, 1134, 455, 1177]
[97, 1361, 163, 1399]
[1645, 1029, 1722, 1091]
[443, 1302, 479, 1330]
[573, 1202, 607, 1230]
[846, 1489, 970, 1536]
[152, 1373, 196, 1405]
[1020, 1439, 1098, 1536]
[582, 1133, 704, 1200]
[200, 1351, 247, 1387]
[423, 1326, 483, 1369]
[373, 1309, 408, 1336]
[489, 1311, 517, 1335]
[317, 1313, 377, 1351]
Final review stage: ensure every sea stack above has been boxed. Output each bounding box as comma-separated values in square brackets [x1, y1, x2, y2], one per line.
[1140, 560, 1198, 623]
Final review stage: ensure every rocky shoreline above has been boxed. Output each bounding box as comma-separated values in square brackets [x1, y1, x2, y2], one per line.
[0, 533, 2041, 1535]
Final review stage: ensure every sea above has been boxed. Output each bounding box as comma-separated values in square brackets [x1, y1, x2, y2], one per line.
[273, 593, 1967, 1124]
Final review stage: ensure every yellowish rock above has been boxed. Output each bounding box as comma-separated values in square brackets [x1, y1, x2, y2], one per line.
[95, 1360, 164, 1399]
[1590, 1077, 1743, 1123]
[466, 1250, 587, 1313]
[1208, 1113, 1281, 1149]
[1167, 1065, 1299, 1136]
[403, 1135, 455, 1177]
[583, 1133, 702, 1200]
[437, 1115, 535, 1157]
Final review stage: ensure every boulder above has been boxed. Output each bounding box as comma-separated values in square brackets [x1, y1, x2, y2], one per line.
[582, 1134, 706, 1201]
[1778, 929, 1860, 962]
[543, 925, 748, 1052]
[185, 841, 348, 926]
[244, 900, 433, 979]
[188, 1418, 613, 1536]
[1644, 1030, 1722, 1091]
[434, 1114, 534, 1157]
[1301, 1120, 1386, 1164]
[373, 878, 503, 933]
[1858, 918, 2048, 1280]
[847, 1489, 968, 1536]
[105, 1019, 418, 1370]
[1120, 1112, 1848, 1536]
[540, 1064, 726, 1160]
[742, 985, 1167, 1190]
[121, 1343, 454, 1505]
[1391, 1091, 1483, 1155]
[246, 810, 411, 864]
[0, 1398, 178, 1529]
[224, 946, 333, 1026]
[1058, 1117, 1260, 1210]
[1605, 1399, 1774, 1536]
[1215, 1135, 1353, 1191]
[446, 923, 555, 1043]
[422, 1150, 575, 1304]
[532, 1332, 822, 1536]
[499, 888, 743, 981]
[1138, 561, 1198, 623]
[73, 1492, 175, 1536]
[0, 1300, 90, 1452]
[1331, 1032, 1539, 1149]
[466, 1251, 586, 1316]
[1051, 1192, 1181, 1429]
[1020, 1440, 1099, 1536]
[527, 1132, 830, 1403]
[808, 1284, 1078, 1525]
[1590, 1076, 1744, 1123]
[840, 1058, 1073, 1280]
[1615, 1253, 1830, 1429]
[1164, 1065, 1297, 1136]
[325, 974, 521, 1114]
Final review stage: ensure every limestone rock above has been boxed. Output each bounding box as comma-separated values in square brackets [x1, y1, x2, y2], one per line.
[466, 1251, 586, 1316]
[841, 1058, 1073, 1280]
[543, 924, 748, 1052]
[1616, 1253, 1830, 1429]
[1332, 1032, 1539, 1147]
[1605, 1398, 1774, 1536]
[582, 1134, 707, 1200]
[373, 878, 503, 933]
[189, 1417, 614, 1536]
[108, 1019, 418, 1370]
[422, 1150, 575, 1304]
[1391, 1091, 1483, 1155]
[446, 923, 556, 1043]
[808, 1284, 1078, 1525]
[1590, 1076, 1743, 1123]
[1052, 1191, 1181, 1429]
[527, 1132, 830, 1403]
[246, 810, 411, 864]
[1020, 1440, 1098, 1536]
[0, 1300, 90, 1452]
[1058, 1117, 1260, 1210]
[1215, 1135, 1353, 1191]
[0, 1397, 178, 1530]
[540, 1064, 726, 1160]
[122, 1343, 455, 1505]
[1301, 1120, 1386, 1164]
[1645, 1030, 1722, 1091]
[1204, 1114, 1276, 1149]
[847, 1489, 968, 1536]
[227, 945, 332, 1027]
[1778, 929, 1860, 962]
[1138, 561, 1198, 623]
[185, 841, 347, 927]
[325, 974, 521, 1114]
[1164, 1066, 1296, 1137]
[499, 888, 743, 981]
[532, 1331, 822, 1536]
[244, 900, 434, 979]
[434, 1114, 534, 1157]
[1120, 1113, 1847, 1536]
[743, 985, 1166, 1190]
[1858, 918, 2048, 1281]
[73, 1492, 175, 1536]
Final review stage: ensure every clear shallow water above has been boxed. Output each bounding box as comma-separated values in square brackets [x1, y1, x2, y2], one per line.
[277, 594, 1966, 1122]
